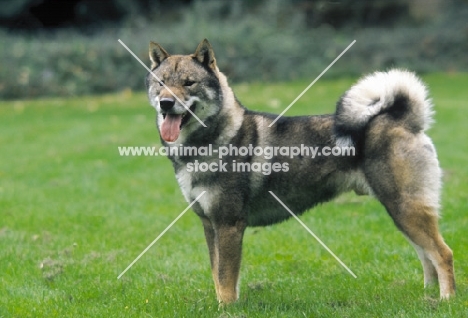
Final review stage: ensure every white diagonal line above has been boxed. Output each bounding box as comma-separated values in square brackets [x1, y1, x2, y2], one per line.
[269, 40, 356, 127]
[117, 191, 206, 279]
[118, 39, 207, 128]
[269, 191, 357, 278]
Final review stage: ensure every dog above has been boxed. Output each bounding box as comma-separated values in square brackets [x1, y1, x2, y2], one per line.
[145, 39, 455, 304]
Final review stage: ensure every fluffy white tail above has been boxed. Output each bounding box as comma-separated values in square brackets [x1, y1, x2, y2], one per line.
[334, 69, 434, 146]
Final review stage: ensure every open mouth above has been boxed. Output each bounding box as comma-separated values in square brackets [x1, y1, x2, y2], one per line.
[160, 103, 197, 142]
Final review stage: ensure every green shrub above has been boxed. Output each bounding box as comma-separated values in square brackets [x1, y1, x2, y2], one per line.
[0, 0, 466, 99]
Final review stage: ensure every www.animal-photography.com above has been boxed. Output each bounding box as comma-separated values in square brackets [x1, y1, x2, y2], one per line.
[1, 1, 467, 317]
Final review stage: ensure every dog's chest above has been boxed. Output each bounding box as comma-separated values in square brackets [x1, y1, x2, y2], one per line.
[175, 168, 193, 202]
[175, 168, 216, 217]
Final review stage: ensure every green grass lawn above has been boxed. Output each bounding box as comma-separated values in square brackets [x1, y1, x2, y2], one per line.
[1, 73, 467, 317]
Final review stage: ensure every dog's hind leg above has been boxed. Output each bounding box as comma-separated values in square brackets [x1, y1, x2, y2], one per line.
[389, 202, 455, 299]
[364, 129, 455, 299]
[408, 239, 439, 287]
[368, 180, 455, 298]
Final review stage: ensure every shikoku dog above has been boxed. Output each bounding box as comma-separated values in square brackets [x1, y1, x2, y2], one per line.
[145, 39, 455, 304]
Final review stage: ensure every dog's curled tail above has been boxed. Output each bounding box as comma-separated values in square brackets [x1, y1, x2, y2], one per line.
[334, 69, 434, 147]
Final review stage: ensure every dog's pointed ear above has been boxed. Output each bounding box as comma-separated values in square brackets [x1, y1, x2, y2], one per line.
[193, 39, 217, 71]
[149, 42, 170, 69]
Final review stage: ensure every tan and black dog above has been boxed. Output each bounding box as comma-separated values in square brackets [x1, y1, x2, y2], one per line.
[145, 39, 455, 304]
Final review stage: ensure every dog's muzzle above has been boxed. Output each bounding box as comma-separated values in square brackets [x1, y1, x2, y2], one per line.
[159, 97, 197, 143]
[160, 97, 175, 112]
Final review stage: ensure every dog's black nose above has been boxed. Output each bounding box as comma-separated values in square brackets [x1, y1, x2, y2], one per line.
[159, 98, 175, 111]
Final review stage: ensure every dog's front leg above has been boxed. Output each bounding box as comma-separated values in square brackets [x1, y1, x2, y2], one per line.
[205, 218, 247, 304]
[201, 217, 220, 300]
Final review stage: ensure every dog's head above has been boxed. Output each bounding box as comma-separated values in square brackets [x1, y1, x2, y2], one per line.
[146, 39, 222, 144]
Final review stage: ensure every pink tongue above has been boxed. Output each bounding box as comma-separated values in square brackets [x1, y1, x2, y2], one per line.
[161, 114, 183, 142]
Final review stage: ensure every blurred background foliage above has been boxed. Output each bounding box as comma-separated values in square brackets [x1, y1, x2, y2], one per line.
[0, 0, 467, 99]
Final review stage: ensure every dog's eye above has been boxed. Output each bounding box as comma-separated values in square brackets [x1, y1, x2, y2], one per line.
[184, 80, 195, 87]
